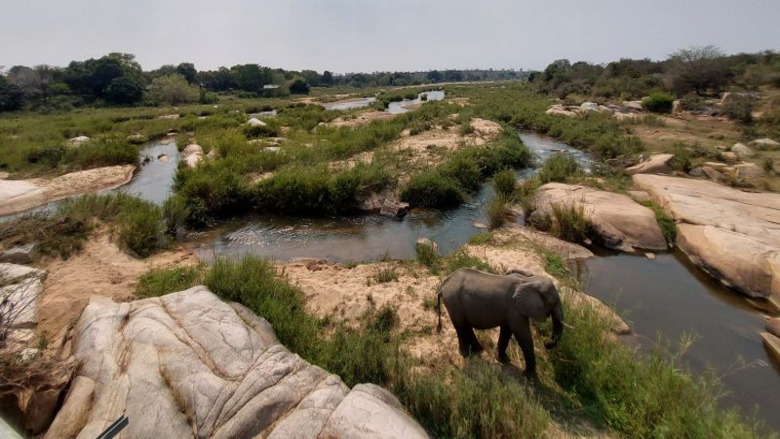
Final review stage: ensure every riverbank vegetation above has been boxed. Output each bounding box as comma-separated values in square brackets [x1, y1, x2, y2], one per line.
[135, 253, 772, 438]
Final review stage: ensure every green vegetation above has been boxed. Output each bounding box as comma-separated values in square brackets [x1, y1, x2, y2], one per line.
[485, 197, 507, 230]
[415, 239, 439, 269]
[641, 91, 676, 114]
[537, 153, 581, 183]
[443, 250, 496, 275]
[372, 266, 399, 283]
[643, 200, 677, 243]
[491, 168, 517, 199]
[0, 193, 173, 259]
[136, 265, 203, 297]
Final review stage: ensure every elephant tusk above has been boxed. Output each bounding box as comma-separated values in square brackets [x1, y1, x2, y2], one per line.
[562, 321, 575, 330]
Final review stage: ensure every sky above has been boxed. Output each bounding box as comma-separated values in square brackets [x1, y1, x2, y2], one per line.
[1, 0, 779, 73]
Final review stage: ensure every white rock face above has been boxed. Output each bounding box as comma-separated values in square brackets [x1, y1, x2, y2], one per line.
[633, 174, 780, 304]
[531, 183, 668, 252]
[247, 117, 267, 127]
[626, 154, 675, 175]
[45, 287, 428, 439]
[67, 136, 90, 146]
[580, 102, 599, 112]
[545, 105, 578, 117]
[181, 144, 204, 168]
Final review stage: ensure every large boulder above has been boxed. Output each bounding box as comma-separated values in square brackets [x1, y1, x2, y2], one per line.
[763, 332, 780, 365]
[580, 102, 599, 112]
[750, 138, 780, 150]
[181, 144, 204, 168]
[626, 154, 675, 175]
[45, 287, 428, 439]
[633, 174, 780, 304]
[545, 104, 578, 118]
[730, 143, 755, 159]
[531, 183, 667, 252]
[0, 243, 37, 264]
[246, 117, 267, 127]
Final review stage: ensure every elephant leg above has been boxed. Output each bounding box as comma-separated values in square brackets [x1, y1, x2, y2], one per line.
[497, 324, 511, 363]
[454, 326, 472, 357]
[511, 319, 536, 379]
[467, 327, 484, 354]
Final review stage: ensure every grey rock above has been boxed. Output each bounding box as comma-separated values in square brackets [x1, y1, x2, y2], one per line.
[0, 278, 43, 329]
[0, 243, 37, 264]
[730, 143, 755, 158]
[379, 201, 410, 219]
[0, 263, 45, 287]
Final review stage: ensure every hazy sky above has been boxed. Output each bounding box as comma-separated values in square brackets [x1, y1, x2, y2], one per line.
[1, 0, 779, 73]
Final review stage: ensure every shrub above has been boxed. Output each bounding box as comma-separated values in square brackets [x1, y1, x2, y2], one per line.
[537, 153, 581, 183]
[372, 266, 399, 283]
[441, 153, 482, 192]
[162, 195, 190, 235]
[243, 123, 280, 138]
[401, 171, 465, 208]
[721, 93, 756, 123]
[485, 197, 507, 230]
[491, 169, 517, 199]
[678, 93, 704, 111]
[415, 238, 439, 268]
[136, 265, 203, 297]
[641, 91, 675, 114]
[147, 74, 200, 105]
[550, 202, 592, 243]
[64, 135, 140, 169]
[117, 202, 167, 257]
[175, 161, 251, 225]
[459, 122, 475, 135]
[26, 145, 66, 167]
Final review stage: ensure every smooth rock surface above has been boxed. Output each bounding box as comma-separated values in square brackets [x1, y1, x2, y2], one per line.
[0, 263, 46, 287]
[247, 117, 267, 127]
[45, 287, 427, 439]
[633, 174, 780, 303]
[626, 153, 675, 175]
[182, 144, 204, 168]
[750, 138, 780, 149]
[762, 332, 780, 365]
[531, 183, 667, 252]
[767, 317, 780, 339]
[731, 143, 754, 158]
[0, 243, 37, 264]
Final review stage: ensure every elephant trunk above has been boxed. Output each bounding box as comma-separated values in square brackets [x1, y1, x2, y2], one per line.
[545, 304, 564, 350]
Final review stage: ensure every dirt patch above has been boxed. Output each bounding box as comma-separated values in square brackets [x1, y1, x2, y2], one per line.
[630, 115, 740, 150]
[329, 151, 375, 172]
[390, 117, 502, 167]
[37, 233, 197, 342]
[328, 111, 395, 128]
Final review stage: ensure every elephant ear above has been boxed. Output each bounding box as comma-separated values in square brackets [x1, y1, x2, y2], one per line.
[512, 280, 548, 322]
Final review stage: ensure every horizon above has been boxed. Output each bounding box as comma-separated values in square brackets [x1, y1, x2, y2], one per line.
[2, 0, 779, 74]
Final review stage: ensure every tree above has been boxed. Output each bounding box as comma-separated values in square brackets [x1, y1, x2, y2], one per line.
[667, 46, 730, 95]
[0, 75, 24, 111]
[231, 64, 272, 92]
[104, 76, 145, 104]
[300, 70, 321, 87]
[176, 63, 198, 84]
[426, 70, 443, 82]
[321, 71, 333, 86]
[147, 74, 200, 105]
[289, 77, 310, 94]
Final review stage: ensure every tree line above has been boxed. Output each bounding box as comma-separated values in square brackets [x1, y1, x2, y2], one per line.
[0, 53, 528, 112]
[530, 46, 780, 101]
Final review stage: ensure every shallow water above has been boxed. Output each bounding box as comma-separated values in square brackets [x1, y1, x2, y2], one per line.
[579, 251, 780, 431]
[112, 141, 180, 204]
[387, 90, 445, 114]
[194, 130, 583, 262]
[322, 97, 376, 111]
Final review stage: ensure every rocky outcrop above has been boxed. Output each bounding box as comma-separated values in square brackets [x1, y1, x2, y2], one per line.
[45, 287, 428, 439]
[67, 136, 90, 147]
[750, 138, 780, 150]
[181, 144, 204, 168]
[763, 332, 780, 365]
[545, 104, 578, 118]
[0, 243, 37, 264]
[0, 165, 136, 216]
[531, 183, 667, 252]
[626, 154, 675, 175]
[730, 143, 755, 159]
[246, 117, 267, 127]
[633, 174, 780, 304]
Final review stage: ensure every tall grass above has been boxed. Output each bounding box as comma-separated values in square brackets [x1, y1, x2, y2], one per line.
[549, 202, 592, 244]
[491, 169, 517, 199]
[485, 197, 507, 230]
[537, 153, 581, 184]
[643, 200, 677, 243]
[136, 265, 203, 297]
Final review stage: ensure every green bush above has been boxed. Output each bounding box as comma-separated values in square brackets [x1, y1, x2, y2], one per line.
[641, 92, 676, 114]
[243, 123, 280, 138]
[401, 171, 465, 208]
[64, 135, 140, 169]
[415, 238, 439, 268]
[550, 202, 592, 243]
[485, 197, 507, 230]
[136, 265, 203, 297]
[444, 250, 495, 275]
[174, 161, 251, 225]
[537, 153, 581, 183]
[491, 169, 517, 199]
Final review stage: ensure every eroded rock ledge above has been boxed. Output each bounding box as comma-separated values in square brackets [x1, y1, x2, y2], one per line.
[45, 287, 428, 439]
[633, 174, 780, 305]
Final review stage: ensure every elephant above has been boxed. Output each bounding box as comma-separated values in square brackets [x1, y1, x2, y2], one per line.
[436, 267, 564, 378]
